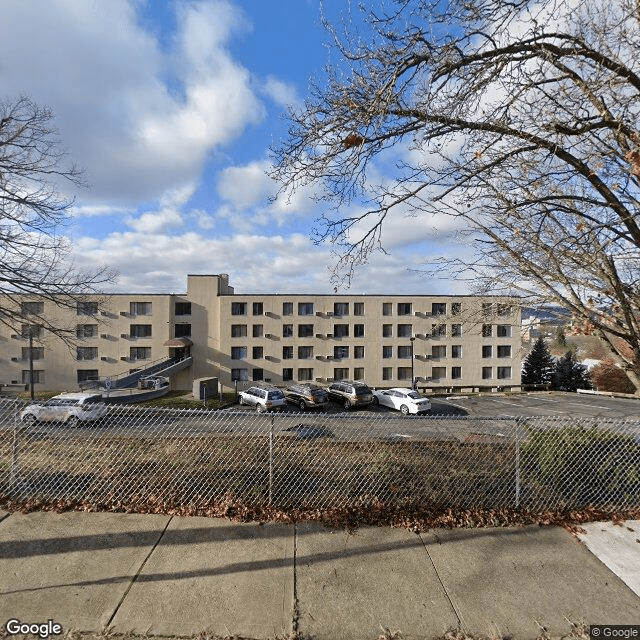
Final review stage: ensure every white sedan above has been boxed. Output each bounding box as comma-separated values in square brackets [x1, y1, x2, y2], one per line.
[372, 388, 431, 415]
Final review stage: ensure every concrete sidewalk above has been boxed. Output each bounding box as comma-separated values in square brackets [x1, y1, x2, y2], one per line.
[0, 509, 639, 640]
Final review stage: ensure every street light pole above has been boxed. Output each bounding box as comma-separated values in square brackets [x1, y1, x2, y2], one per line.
[410, 336, 416, 390]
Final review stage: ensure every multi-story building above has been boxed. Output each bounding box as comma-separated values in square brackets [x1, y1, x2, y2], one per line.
[0, 274, 522, 393]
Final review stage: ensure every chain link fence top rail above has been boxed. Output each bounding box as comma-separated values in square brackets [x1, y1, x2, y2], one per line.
[1, 398, 639, 512]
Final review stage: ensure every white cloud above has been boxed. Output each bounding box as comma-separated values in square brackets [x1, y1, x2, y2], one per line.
[0, 0, 263, 204]
[263, 76, 299, 108]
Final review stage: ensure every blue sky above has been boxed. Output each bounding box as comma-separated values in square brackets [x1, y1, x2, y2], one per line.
[1, 0, 467, 295]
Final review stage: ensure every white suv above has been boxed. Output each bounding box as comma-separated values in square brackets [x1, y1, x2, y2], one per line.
[20, 392, 108, 427]
[238, 386, 286, 413]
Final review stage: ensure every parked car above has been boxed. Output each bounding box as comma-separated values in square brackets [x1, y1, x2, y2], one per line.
[372, 388, 431, 415]
[283, 383, 329, 411]
[238, 386, 286, 412]
[19, 392, 108, 427]
[327, 381, 374, 410]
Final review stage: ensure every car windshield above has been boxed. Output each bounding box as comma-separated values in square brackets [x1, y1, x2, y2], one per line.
[269, 390, 284, 400]
[355, 386, 371, 396]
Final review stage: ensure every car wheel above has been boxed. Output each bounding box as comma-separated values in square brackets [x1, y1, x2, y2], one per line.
[400, 404, 410, 416]
[256, 403, 266, 413]
[238, 396, 245, 405]
[65, 415, 79, 427]
[343, 399, 351, 410]
[299, 400, 306, 411]
[22, 414, 36, 425]
[372, 396, 379, 406]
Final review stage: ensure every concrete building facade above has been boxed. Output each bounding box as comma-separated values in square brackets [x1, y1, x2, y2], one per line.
[0, 274, 522, 394]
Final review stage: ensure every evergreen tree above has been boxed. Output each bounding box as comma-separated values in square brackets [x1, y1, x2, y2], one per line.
[522, 337, 555, 386]
[553, 351, 590, 392]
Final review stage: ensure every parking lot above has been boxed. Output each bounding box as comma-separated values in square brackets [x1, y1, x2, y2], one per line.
[436, 391, 640, 420]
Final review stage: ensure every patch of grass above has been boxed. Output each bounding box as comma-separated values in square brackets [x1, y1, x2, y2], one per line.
[137, 391, 237, 410]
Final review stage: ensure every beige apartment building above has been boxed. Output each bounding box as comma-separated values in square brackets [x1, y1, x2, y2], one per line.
[0, 274, 522, 394]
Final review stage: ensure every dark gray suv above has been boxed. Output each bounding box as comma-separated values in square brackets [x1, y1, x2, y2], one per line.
[283, 383, 329, 411]
[327, 381, 373, 410]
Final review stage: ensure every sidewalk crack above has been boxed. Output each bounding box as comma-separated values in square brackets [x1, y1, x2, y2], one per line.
[419, 532, 464, 629]
[106, 515, 173, 628]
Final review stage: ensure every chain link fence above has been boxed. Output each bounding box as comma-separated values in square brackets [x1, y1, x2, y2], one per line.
[1, 398, 639, 512]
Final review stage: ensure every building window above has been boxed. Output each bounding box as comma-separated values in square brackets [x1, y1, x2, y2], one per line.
[130, 301, 151, 316]
[22, 347, 44, 360]
[354, 324, 365, 337]
[334, 302, 349, 316]
[497, 325, 512, 337]
[397, 345, 412, 359]
[23, 370, 45, 384]
[298, 324, 314, 337]
[431, 324, 446, 337]
[77, 347, 98, 361]
[431, 367, 446, 381]
[333, 324, 349, 338]
[175, 302, 191, 315]
[334, 367, 349, 381]
[252, 368, 264, 381]
[451, 324, 462, 337]
[397, 302, 412, 316]
[354, 345, 365, 359]
[382, 302, 392, 316]
[482, 366, 493, 380]
[283, 302, 293, 316]
[231, 324, 247, 338]
[451, 345, 463, 358]
[432, 345, 446, 359]
[130, 324, 152, 338]
[482, 302, 494, 317]
[482, 324, 493, 337]
[398, 367, 412, 380]
[397, 324, 412, 338]
[497, 366, 512, 379]
[76, 324, 98, 339]
[130, 347, 151, 360]
[452, 302, 462, 316]
[382, 367, 393, 380]
[354, 367, 365, 380]
[297, 368, 313, 381]
[231, 347, 247, 360]
[252, 324, 263, 338]
[78, 301, 99, 316]
[354, 302, 365, 316]
[431, 302, 446, 316]
[231, 302, 246, 315]
[497, 303, 512, 317]
[383, 345, 393, 358]
[252, 302, 263, 316]
[497, 345, 512, 358]
[283, 346, 293, 359]
[283, 324, 293, 338]
[22, 301, 44, 315]
[76, 370, 97, 384]
[334, 345, 349, 359]
[298, 302, 314, 315]
[451, 366, 462, 380]
[21, 324, 42, 339]
[231, 368, 248, 381]
[282, 368, 293, 381]
[298, 346, 313, 359]
[382, 324, 393, 337]
[175, 324, 191, 337]
[482, 345, 492, 358]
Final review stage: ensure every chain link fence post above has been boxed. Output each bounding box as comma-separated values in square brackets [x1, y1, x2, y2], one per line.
[269, 414, 274, 506]
[10, 399, 21, 493]
[515, 418, 520, 508]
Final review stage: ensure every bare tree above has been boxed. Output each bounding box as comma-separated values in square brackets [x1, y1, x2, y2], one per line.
[0, 95, 115, 341]
[271, 0, 640, 391]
